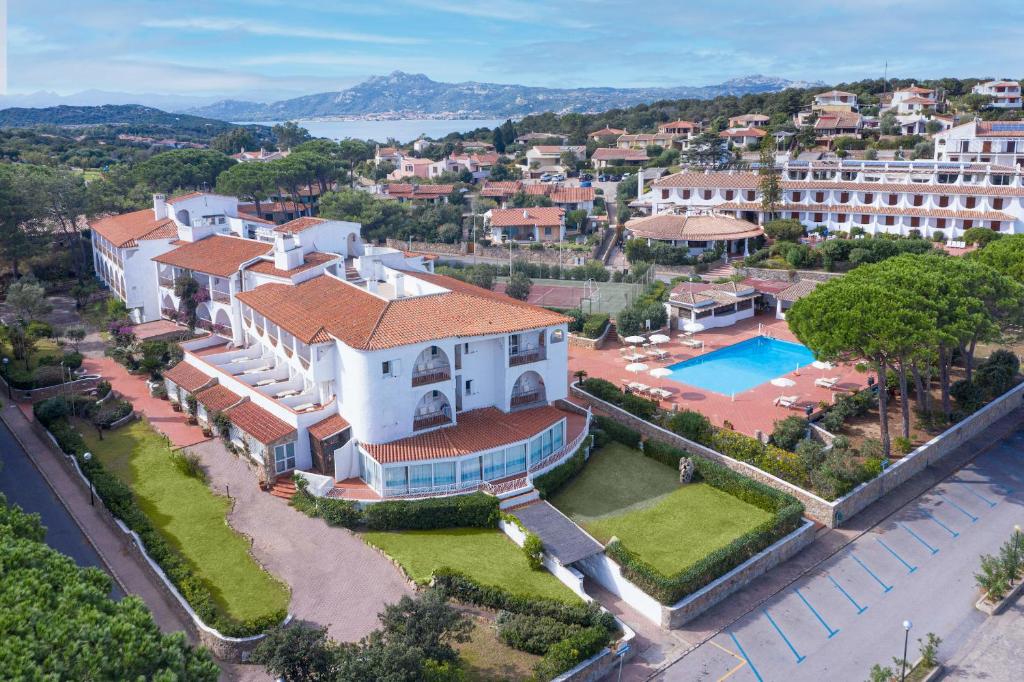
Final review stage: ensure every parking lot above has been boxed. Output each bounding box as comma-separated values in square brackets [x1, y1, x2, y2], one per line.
[658, 422, 1024, 682]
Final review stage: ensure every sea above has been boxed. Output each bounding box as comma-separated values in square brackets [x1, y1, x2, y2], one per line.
[239, 119, 504, 143]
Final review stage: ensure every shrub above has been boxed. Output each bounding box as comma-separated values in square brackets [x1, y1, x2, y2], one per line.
[795, 439, 826, 472]
[592, 415, 641, 448]
[563, 308, 585, 333]
[533, 626, 611, 680]
[976, 553, 1010, 602]
[170, 451, 207, 483]
[665, 410, 713, 445]
[771, 416, 807, 451]
[918, 633, 942, 669]
[642, 439, 687, 468]
[25, 320, 54, 339]
[710, 429, 810, 490]
[32, 365, 66, 388]
[61, 351, 84, 370]
[764, 219, 805, 242]
[34, 396, 72, 424]
[974, 360, 1015, 400]
[291, 491, 363, 528]
[533, 437, 591, 499]
[91, 399, 133, 428]
[892, 436, 913, 455]
[522, 532, 545, 571]
[580, 313, 610, 339]
[985, 349, 1020, 375]
[363, 492, 499, 531]
[580, 378, 658, 421]
[950, 379, 984, 412]
[496, 611, 583, 655]
[96, 380, 112, 398]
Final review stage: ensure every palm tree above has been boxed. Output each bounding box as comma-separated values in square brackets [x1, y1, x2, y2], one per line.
[572, 369, 588, 385]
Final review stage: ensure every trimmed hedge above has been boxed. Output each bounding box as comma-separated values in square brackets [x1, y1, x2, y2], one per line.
[364, 492, 499, 531]
[710, 429, 810, 489]
[580, 313, 610, 339]
[592, 415, 641, 448]
[496, 611, 583, 655]
[291, 491, 363, 528]
[532, 436, 592, 499]
[580, 378, 659, 421]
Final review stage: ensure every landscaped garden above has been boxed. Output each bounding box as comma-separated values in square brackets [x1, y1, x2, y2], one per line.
[551, 442, 772, 576]
[362, 527, 579, 603]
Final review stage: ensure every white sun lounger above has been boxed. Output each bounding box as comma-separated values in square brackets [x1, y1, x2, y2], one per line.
[815, 376, 841, 389]
[773, 394, 801, 408]
[648, 387, 672, 400]
[680, 339, 703, 349]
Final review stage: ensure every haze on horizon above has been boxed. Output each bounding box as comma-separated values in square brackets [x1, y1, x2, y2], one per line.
[3, 0, 1023, 102]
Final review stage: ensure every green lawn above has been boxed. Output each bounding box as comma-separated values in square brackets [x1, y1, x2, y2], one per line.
[551, 443, 771, 576]
[76, 418, 290, 623]
[362, 527, 579, 603]
[458, 614, 540, 681]
[0, 338, 63, 383]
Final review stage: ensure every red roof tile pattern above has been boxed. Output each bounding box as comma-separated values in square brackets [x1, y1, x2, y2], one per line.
[658, 120, 697, 131]
[162, 362, 214, 393]
[550, 187, 596, 203]
[479, 181, 523, 197]
[225, 400, 295, 444]
[814, 111, 863, 131]
[592, 148, 649, 161]
[653, 172, 1024, 197]
[488, 207, 564, 227]
[590, 127, 626, 136]
[164, 191, 206, 204]
[308, 413, 351, 441]
[362, 405, 567, 463]
[153, 235, 271, 277]
[524, 184, 550, 196]
[89, 209, 175, 248]
[383, 183, 454, 199]
[654, 171, 761, 189]
[718, 200, 1014, 221]
[138, 222, 180, 241]
[237, 213, 276, 225]
[626, 213, 764, 241]
[195, 384, 242, 413]
[274, 217, 327, 234]
[976, 121, 1024, 138]
[235, 272, 568, 350]
[720, 127, 767, 138]
[245, 251, 338, 277]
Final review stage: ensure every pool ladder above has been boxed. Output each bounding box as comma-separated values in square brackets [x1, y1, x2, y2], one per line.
[758, 323, 773, 339]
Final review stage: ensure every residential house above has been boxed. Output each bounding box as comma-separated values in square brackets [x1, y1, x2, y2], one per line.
[934, 119, 1024, 166]
[615, 133, 679, 150]
[589, 127, 626, 143]
[231, 148, 291, 163]
[485, 207, 566, 242]
[812, 90, 859, 112]
[971, 80, 1022, 109]
[549, 186, 596, 214]
[374, 146, 403, 166]
[814, 111, 864, 139]
[479, 180, 524, 206]
[524, 145, 586, 167]
[728, 114, 770, 128]
[658, 120, 700, 136]
[883, 85, 937, 115]
[515, 132, 568, 144]
[719, 127, 767, 148]
[592, 147, 648, 169]
[379, 184, 455, 204]
[413, 138, 432, 153]
[625, 212, 763, 259]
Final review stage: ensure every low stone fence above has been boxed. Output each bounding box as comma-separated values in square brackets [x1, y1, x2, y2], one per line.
[568, 320, 613, 351]
[386, 238, 597, 266]
[735, 266, 843, 283]
[1, 374, 102, 402]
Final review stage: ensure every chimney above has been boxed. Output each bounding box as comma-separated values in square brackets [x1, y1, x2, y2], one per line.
[273, 233, 303, 271]
[153, 194, 168, 220]
[394, 273, 405, 298]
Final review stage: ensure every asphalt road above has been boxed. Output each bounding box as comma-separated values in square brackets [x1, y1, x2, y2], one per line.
[658, 421, 1024, 681]
[0, 417, 124, 599]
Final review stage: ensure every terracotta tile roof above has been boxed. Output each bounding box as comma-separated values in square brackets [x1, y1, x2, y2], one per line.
[488, 207, 564, 227]
[816, 90, 857, 98]
[550, 187, 595, 203]
[720, 127, 767, 138]
[235, 272, 568, 350]
[245, 251, 339, 277]
[729, 114, 769, 125]
[524, 184, 551, 196]
[308, 413, 351, 441]
[626, 213, 763, 241]
[592, 148, 649, 161]
[480, 181, 522, 197]
[153, 235, 271, 277]
[896, 85, 934, 94]
[653, 171, 1024, 197]
[718, 200, 1015, 221]
[591, 127, 626, 136]
[975, 121, 1024, 138]
[164, 191, 205, 204]
[654, 171, 760, 189]
[237, 213, 276, 225]
[225, 401, 295, 444]
[616, 133, 676, 144]
[901, 96, 937, 106]
[138, 222, 180, 241]
[195, 384, 242, 413]
[384, 183, 454, 199]
[239, 201, 303, 214]
[274, 217, 327, 234]
[658, 120, 697, 130]
[89, 209, 175, 248]
[362, 405, 567, 463]
[814, 112, 863, 131]
[532, 145, 568, 154]
[162, 362, 215, 393]
[777, 279, 822, 303]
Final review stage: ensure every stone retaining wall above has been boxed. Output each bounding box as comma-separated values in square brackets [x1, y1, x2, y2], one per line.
[736, 266, 843, 283]
[2, 375, 101, 402]
[386, 238, 597, 266]
[568, 320, 613, 351]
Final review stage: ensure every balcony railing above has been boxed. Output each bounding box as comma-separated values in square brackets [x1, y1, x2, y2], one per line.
[411, 368, 451, 387]
[510, 391, 542, 407]
[509, 348, 545, 367]
[158, 275, 175, 288]
[413, 411, 452, 431]
[211, 289, 231, 304]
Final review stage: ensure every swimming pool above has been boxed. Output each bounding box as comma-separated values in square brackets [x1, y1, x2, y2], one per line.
[665, 336, 816, 395]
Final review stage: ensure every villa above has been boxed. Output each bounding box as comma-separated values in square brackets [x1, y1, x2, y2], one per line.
[812, 90, 859, 112]
[814, 111, 863, 140]
[664, 280, 759, 330]
[231, 148, 291, 163]
[615, 133, 679, 150]
[934, 120, 1024, 167]
[658, 120, 700, 136]
[591, 147, 649, 168]
[719, 127, 767, 148]
[378, 183, 455, 204]
[484, 206, 566, 242]
[881, 85, 937, 115]
[728, 114, 770, 129]
[93, 191, 586, 503]
[625, 212, 763, 258]
[971, 80, 1022, 109]
[589, 127, 627, 142]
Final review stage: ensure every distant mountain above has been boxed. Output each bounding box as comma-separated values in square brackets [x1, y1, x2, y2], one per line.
[187, 71, 826, 121]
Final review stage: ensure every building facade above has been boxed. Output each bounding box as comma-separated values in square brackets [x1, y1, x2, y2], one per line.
[971, 80, 1022, 109]
[934, 120, 1024, 167]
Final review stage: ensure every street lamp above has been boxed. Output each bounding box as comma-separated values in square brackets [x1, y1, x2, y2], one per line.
[900, 619, 913, 682]
[1, 357, 9, 400]
[83, 452, 95, 506]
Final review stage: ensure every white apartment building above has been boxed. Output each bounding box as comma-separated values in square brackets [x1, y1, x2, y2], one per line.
[934, 120, 1024, 167]
[812, 90, 859, 112]
[971, 80, 1022, 109]
[633, 160, 1024, 238]
[96, 193, 583, 503]
[883, 85, 937, 115]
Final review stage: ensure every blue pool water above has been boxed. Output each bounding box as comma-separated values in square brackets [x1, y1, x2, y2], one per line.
[666, 336, 816, 395]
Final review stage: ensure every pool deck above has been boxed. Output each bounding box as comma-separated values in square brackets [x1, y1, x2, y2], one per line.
[568, 315, 867, 438]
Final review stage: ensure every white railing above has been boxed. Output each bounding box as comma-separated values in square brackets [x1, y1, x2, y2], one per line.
[294, 470, 335, 498]
[528, 410, 592, 480]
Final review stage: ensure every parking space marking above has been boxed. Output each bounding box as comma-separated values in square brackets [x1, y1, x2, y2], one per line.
[922, 509, 960, 537]
[898, 522, 939, 555]
[936, 491, 979, 523]
[709, 640, 747, 682]
[728, 631, 764, 682]
[827, 573, 867, 614]
[876, 537, 918, 573]
[762, 607, 806, 664]
[794, 587, 839, 638]
[955, 481, 998, 508]
[850, 553, 893, 592]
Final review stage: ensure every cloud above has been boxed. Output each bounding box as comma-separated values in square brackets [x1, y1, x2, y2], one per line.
[142, 17, 424, 45]
[6, 25, 62, 54]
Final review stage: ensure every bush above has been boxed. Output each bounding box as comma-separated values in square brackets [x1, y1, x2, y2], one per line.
[563, 308, 585, 333]
[533, 437, 591, 499]
[985, 349, 1020, 375]
[950, 378, 984, 412]
[61, 351, 83, 370]
[497, 611, 583, 655]
[665, 410, 713, 445]
[592, 415, 641, 448]
[32, 365, 66, 388]
[764, 219, 805, 242]
[710, 429, 810, 490]
[96, 380, 112, 398]
[579, 378, 658, 421]
[91, 399, 133, 428]
[580, 313, 610, 339]
[170, 451, 207, 483]
[363, 492, 499, 531]
[533, 626, 611, 680]
[25, 320, 54, 339]
[771, 416, 807, 451]
[523, 533, 544, 570]
[291, 491, 364, 528]
[642, 439, 687, 468]
[892, 436, 913, 455]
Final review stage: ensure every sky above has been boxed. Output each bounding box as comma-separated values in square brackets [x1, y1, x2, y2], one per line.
[3, 0, 1024, 102]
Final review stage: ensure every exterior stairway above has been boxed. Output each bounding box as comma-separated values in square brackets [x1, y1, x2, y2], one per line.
[703, 260, 736, 279]
[345, 266, 367, 287]
[499, 488, 540, 511]
[269, 476, 297, 500]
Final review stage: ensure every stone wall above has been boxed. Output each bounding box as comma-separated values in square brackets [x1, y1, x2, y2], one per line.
[568, 319, 613, 351]
[1, 375, 101, 402]
[386, 237, 597, 266]
[736, 266, 843, 283]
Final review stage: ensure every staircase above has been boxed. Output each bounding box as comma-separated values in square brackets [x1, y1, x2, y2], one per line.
[500, 488, 540, 511]
[606, 321, 620, 344]
[269, 477, 297, 500]
[704, 261, 736, 279]
[345, 266, 367, 287]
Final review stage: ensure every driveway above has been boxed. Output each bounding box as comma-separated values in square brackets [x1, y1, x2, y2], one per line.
[186, 439, 413, 642]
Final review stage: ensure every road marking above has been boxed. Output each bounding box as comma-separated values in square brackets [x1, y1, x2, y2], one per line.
[923, 509, 960, 537]
[876, 537, 918, 573]
[708, 641, 746, 682]
[956, 481, 997, 508]
[827, 573, 868, 614]
[762, 607, 806, 663]
[728, 631, 764, 682]
[851, 552, 893, 592]
[936, 491, 979, 523]
[898, 522, 939, 555]
[794, 587, 840, 638]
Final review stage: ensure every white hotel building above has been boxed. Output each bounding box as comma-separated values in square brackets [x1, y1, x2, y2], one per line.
[633, 160, 1024, 238]
[90, 193, 585, 504]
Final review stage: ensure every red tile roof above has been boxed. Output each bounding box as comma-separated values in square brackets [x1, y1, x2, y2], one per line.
[626, 213, 763, 241]
[195, 384, 242, 413]
[479, 181, 523, 197]
[164, 191, 206, 204]
[235, 272, 568, 350]
[245, 251, 339, 277]
[590, 126, 627, 136]
[658, 120, 697, 131]
[719, 200, 1014, 222]
[524, 184, 550, 196]
[592, 148, 649, 161]
[225, 401, 295, 444]
[89, 209, 176, 248]
[488, 207, 564, 227]
[237, 213, 276, 225]
[308, 413, 351, 441]
[814, 111, 863, 131]
[162, 362, 215, 393]
[653, 172, 1024, 197]
[274, 217, 327, 234]
[362, 405, 567, 463]
[153, 235, 271, 277]
[720, 127, 767, 138]
[550, 187, 595, 203]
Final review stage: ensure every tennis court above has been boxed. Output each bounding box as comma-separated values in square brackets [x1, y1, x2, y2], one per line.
[494, 277, 638, 315]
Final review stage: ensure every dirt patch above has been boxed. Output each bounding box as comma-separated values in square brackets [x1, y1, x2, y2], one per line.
[457, 613, 540, 682]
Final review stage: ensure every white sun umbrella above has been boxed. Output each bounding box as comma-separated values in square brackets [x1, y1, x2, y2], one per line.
[812, 360, 834, 370]
[682, 321, 705, 333]
[770, 377, 797, 388]
[623, 335, 646, 345]
[625, 362, 649, 374]
[649, 333, 671, 345]
[649, 367, 672, 378]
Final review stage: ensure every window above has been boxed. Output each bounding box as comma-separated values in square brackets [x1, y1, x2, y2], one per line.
[814, 213, 824, 222]
[542, 429, 554, 458]
[937, 173, 957, 184]
[991, 174, 1011, 186]
[936, 218, 947, 229]
[273, 442, 296, 474]
[910, 217, 921, 227]
[544, 227, 552, 236]
[912, 195, 922, 206]
[884, 215, 895, 226]
[965, 197, 977, 209]
[938, 196, 950, 208]
[991, 221, 1001, 231]
[859, 214, 869, 224]
[552, 422, 564, 451]
[839, 192, 849, 203]
[789, 212, 800, 220]
[409, 464, 432, 489]
[505, 444, 527, 475]
[746, 190, 756, 201]
[382, 360, 395, 377]
[433, 462, 456, 486]
[963, 220, 974, 229]
[993, 198, 1005, 210]
[837, 213, 849, 223]
[792, 191, 802, 201]
[460, 457, 482, 483]
[724, 190, 735, 200]
[863, 193, 874, 204]
[483, 451, 504, 480]
[529, 436, 543, 466]
[682, 190, 691, 199]
[465, 379, 473, 395]
[702, 190, 712, 200]
[550, 329, 565, 343]
[385, 466, 407, 492]
[814, 192, 824, 203]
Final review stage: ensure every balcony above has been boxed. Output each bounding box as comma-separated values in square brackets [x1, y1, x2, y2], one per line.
[413, 411, 452, 431]
[158, 275, 175, 288]
[211, 289, 231, 304]
[510, 390, 542, 408]
[509, 349, 545, 367]
[411, 368, 451, 387]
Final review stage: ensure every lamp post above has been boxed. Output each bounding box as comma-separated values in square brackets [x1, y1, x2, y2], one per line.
[83, 452, 95, 506]
[2, 357, 9, 400]
[900, 619, 913, 682]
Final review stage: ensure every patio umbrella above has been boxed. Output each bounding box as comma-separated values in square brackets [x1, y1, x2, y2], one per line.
[812, 360, 834, 370]
[625, 362, 649, 373]
[770, 377, 796, 388]
[649, 367, 672, 378]
[649, 333, 671, 344]
[623, 335, 646, 345]
[682, 321, 705, 333]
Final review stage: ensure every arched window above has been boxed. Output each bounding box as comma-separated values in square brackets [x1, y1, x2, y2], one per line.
[550, 329, 565, 344]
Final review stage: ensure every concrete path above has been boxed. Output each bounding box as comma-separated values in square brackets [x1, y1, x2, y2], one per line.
[515, 500, 604, 565]
[185, 439, 413, 643]
[941, 595, 1024, 680]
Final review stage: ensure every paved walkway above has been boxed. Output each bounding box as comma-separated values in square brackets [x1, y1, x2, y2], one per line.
[515, 500, 604, 565]
[82, 355, 210, 448]
[942, 596, 1024, 680]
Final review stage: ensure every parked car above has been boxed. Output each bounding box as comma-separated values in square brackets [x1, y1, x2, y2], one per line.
[580, 173, 593, 181]
[597, 174, 610, 182]
[579, 180, 592, 188]
[551, 173, 566, 182]
[610, 175, 622, 182]
[540, 173, 553, 182]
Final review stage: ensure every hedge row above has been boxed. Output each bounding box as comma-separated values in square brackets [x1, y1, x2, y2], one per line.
[290, 489, 499, 531]
[532, 436, 592, 499]
[709, 429, 810, 489]
[592, 415, 641, 448]
[580, 313, 610, 339]
[34, 398, 284, 636]
[579, 378, 659, 421]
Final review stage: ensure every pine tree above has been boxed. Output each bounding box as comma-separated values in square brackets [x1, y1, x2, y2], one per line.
[758, 135, 781, 220]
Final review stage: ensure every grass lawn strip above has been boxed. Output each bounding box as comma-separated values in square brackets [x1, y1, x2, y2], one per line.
[458, 614, 540, 681]
[362, 527, 579, 603]
[552, 442, 772, 577]
[0, 338, 62, 382]
[75, 418, 289, 624]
